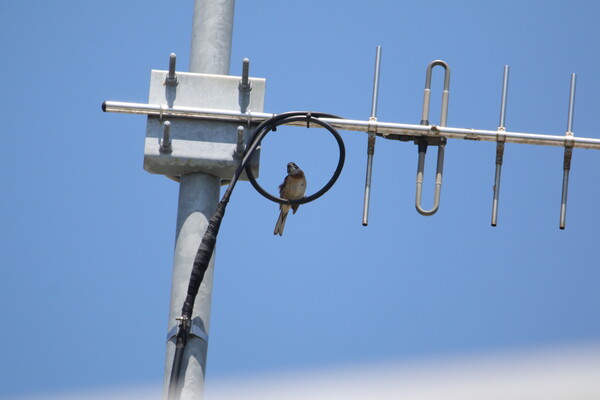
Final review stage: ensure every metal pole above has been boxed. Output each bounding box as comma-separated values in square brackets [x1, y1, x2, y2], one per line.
[370, 46, 382, 119]
[163, 1, 235, 399]
[491, 65, 509, 226]
[560, 73, 576, 230]
[362, 46, 382, 226]
[190, 0, 234, 74]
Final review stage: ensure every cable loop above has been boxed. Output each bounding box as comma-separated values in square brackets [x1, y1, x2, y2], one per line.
[244, 112, 345, 205]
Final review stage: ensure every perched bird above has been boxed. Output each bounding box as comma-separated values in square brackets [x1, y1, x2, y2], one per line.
[274, 162, 306, 236]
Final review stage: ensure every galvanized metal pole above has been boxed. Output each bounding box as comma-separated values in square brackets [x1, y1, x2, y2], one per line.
[162, 1, 235, 399]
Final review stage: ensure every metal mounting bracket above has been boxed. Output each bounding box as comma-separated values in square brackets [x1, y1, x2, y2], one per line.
[144, 62, 266, 179]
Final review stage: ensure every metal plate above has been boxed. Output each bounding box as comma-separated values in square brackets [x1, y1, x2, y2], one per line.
[144, 70, 266, 178]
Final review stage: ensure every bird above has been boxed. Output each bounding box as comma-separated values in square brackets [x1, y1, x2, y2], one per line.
[274, 162, 306, 236]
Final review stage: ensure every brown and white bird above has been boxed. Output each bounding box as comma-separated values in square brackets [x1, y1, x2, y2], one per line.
[274, 162, 306, 236]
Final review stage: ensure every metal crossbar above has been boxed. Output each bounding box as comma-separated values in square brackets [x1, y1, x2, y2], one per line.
[102, 100, 600, 149]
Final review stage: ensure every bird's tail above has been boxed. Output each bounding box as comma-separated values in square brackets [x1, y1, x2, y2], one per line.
[274, 210, 289, 236]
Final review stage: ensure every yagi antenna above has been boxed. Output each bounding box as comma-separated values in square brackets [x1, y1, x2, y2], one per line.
[103, 46, 599, 230]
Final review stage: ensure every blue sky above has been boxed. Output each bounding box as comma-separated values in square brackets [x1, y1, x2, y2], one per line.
[2, 0, 600, 398]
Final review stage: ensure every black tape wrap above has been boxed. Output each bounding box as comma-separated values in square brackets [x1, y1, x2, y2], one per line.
[181, 200, 227, 319]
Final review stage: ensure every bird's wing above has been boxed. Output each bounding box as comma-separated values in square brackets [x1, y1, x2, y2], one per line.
[279, 176, 289, 197]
